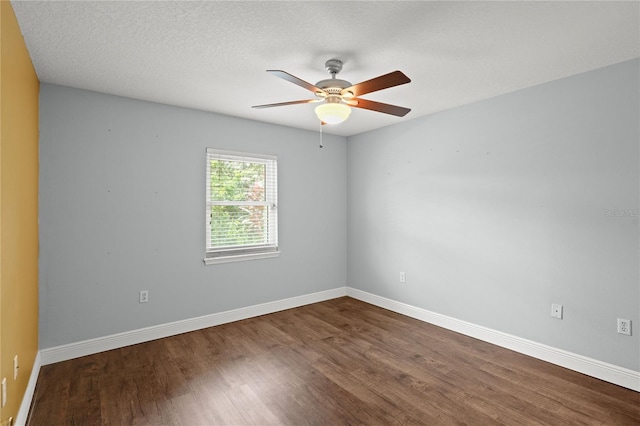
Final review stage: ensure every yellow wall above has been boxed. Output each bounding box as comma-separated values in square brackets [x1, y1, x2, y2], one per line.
[0, 1, 39, 423]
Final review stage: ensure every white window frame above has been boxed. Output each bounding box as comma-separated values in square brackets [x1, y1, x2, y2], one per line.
[204, 148, 279, 265]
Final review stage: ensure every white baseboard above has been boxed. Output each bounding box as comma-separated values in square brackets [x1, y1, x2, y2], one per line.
[15, 351, 41, 426]
[40, 287, 347, 366]
[346, 287, 640, 392]
[37, 285, 639, 393]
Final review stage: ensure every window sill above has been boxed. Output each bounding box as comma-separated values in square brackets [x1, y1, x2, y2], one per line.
[203, 251, 281, 265]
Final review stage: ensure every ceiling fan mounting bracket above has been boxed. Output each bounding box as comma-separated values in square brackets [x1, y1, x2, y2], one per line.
[324, 59, 343, 76]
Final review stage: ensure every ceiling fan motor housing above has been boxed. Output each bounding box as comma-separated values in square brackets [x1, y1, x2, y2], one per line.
[315, 59, 353, 98]
[315, 78, 352, 93]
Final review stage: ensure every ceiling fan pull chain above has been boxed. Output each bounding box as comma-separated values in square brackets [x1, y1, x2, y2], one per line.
[319, 122, 324, 148]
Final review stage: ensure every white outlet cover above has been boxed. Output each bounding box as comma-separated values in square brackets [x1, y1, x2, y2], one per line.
[13, 355, 18, 380]
[551, 304, 563, 319]
[2, 377, 6, 407]
[617, 318, 632, 335]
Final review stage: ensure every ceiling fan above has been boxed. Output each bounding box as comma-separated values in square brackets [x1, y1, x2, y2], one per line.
[252, 59, 411, 125]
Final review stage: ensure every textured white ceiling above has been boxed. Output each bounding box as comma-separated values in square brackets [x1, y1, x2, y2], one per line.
[11, 0, 640, 137]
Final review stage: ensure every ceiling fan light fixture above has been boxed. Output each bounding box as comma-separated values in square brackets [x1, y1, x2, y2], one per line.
[315, 102, 351, 124]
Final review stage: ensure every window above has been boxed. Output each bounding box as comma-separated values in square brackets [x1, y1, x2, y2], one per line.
[205, 148, 279, 264]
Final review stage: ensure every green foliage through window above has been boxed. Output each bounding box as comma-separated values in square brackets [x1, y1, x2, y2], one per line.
[209, 160, 265, 202]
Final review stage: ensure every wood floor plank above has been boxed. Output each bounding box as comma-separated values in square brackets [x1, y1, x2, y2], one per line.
[28, 297, 640, 425]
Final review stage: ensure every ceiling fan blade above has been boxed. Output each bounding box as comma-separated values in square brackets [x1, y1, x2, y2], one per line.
[252, 99, 319, 109]
[351, 98, 411, 117]
[342, 71, 410, 97]
[267, 70, 324, 93]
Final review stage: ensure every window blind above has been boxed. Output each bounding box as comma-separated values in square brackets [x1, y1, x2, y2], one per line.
[205, 148, 278, 261]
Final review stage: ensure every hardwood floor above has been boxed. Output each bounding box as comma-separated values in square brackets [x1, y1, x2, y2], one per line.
[27, 297, 639, 425]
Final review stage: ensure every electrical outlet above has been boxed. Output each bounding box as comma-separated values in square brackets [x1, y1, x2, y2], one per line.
[551, 304, 563, 319]
[13, 356, 18, 380]
[139, 290, 149, 303]
[399, 272, 406, 283]
[617, 318, 631, 335]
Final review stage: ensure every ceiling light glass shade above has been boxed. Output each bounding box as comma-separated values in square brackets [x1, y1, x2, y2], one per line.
[315, 102, 351, 124]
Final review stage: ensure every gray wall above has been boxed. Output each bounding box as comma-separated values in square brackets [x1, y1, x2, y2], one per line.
[348, 59, 639, 371]
[39, 84, 347, 348]
[40, 59, 639, 372]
